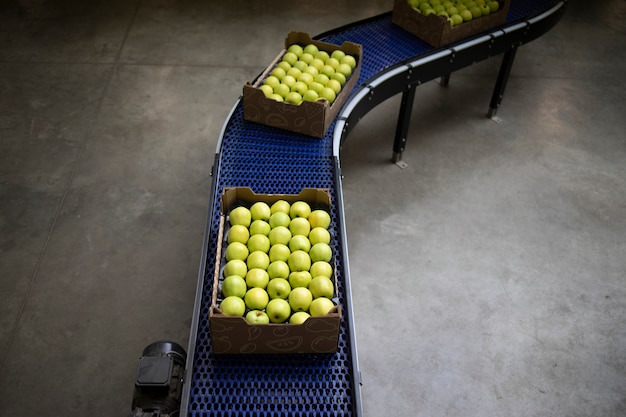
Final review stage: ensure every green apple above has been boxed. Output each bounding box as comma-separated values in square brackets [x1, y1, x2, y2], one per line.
[267, 277, 291, 299]
[299, 52, 314, 64]
[326, 57, 341, 70]
[269, 243, 291, 262]
[287, 44, 304, 57]
[288, 250, 311, 272]
[263, 75, 280, 90]
[271, 199, 290, 215]
[247, 234, 270, 253]
[303, 65, 319, 77]
[288, 287, 313, 312]
[276, 61, 291, 73]
[331, 49, 346, 62]
[479, 4, 490, 15]
[245, 268, 269, 289]
[268, 226, 292, 246]
[447, 6, 459, 15]
[282, 51, 299, 66]
[290, 201, 311, 219]
[223, 259, 247, 278]
[460, 9, 473, 21]
[229, 206, 251, 227]
[331, 72, 346, 86]
[314, 50, 330, 62]
[285, 91, 303, 105]
[289, 271, 312, 289]
[268, 93, 284, 102]
[259, 84, 273, 98]
[245, 310, 270, 324]
[309, 243, 332, 263]
[225, 242, 249, 262]
[289, 235, 311, 253]
[221, 275, 247, 298]
[321, 64, 335, 79]
[289, 217, 311, 236]
[450, 13, 463, 26]
[340, 55, 357, 69]
[287, 67, 302, 80]
[282, 75, 297, 89]
[269, 212, 291, 228]
[336, 63, 352, 78]
[244, 287, 269, 310]
[310, 58, 325, 72]
[289, 311, 310, 325]
[487, 0, 499, 12]
[294, 60, 309, 72]
[247, 251, 270, 270]
[302, 90, 319, 102]
[270, 66, 286, 80]
[314, 74, 330, 86]
[293, 81, 308, 95]
[326, 79, 341, 95]
[309, 297, 334, 317]
[297, 72, 314, 86]
[274, 83, 290, 99]
[250, 201, 271, 222]
[309, 82, 325, 95]
[220, 296, 246, 317]
[470, 6, 482, 18]
[320, 87, 336, 104]
[249, 220, 270, 236]
[310, 261, 332, 279]
[309, 227, 331, 245]
[303, 44, 319, 56]
[227, 224, 250, 244]
[267, 260, 290, 280]
[266, 298, 291, 323]
[309, 276, 334, 299]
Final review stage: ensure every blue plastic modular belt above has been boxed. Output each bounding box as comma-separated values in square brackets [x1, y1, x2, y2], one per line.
[186, 1, 561, 415]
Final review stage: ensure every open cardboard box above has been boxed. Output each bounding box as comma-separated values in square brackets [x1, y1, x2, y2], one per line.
[243, 31, 362, 138]
[392, 0, 510, 47]
[209, 187, 342, 354]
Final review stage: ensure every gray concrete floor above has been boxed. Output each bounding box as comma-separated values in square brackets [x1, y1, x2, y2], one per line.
[1, 0, 624, 416]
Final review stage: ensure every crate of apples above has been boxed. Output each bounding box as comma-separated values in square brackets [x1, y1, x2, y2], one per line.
[392, 0, 509, 46]
[243, 32, 362, 138]
[209, 187, 342, 354]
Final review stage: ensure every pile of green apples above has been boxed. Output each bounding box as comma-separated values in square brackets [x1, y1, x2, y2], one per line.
[259, 43, 358, 106]
[407, 0, 500, 27]
[218, 199, 337, 325]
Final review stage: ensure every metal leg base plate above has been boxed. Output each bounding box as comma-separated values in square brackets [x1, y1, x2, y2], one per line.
[488, 107, 502, 123]
[392, 152, 408, 169]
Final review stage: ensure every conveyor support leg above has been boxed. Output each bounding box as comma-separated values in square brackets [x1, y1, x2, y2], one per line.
[392, 84, 417, 164]
[488, 46, 518, 118]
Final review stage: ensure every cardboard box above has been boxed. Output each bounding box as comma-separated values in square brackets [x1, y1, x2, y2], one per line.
[210, 187, 342, 354]
[392, 0, 510, 47]
[243, 31, 362, 138]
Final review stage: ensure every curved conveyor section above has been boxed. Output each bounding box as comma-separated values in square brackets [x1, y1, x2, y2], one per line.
[182, 2, 567, 416]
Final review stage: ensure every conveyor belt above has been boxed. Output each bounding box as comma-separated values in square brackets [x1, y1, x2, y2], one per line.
[182, 1, 566, 416]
